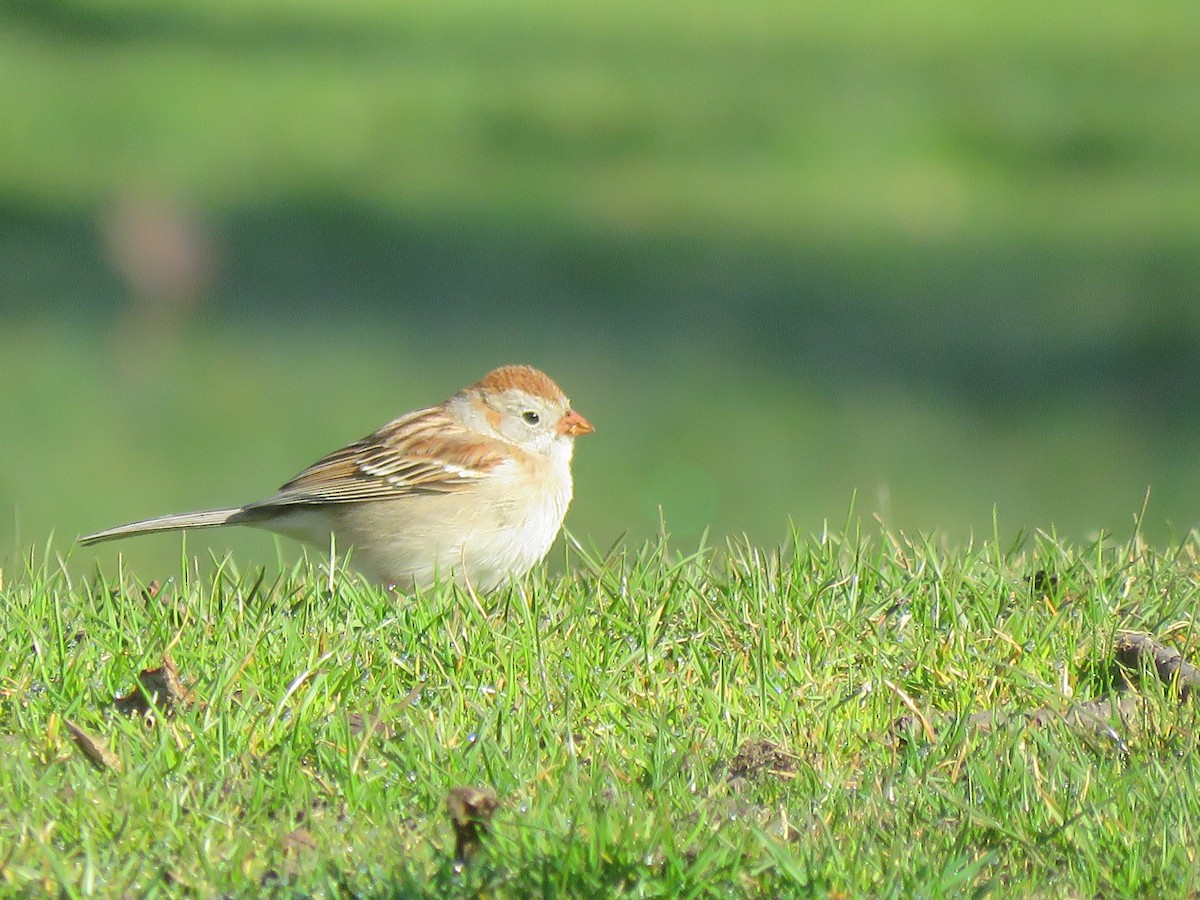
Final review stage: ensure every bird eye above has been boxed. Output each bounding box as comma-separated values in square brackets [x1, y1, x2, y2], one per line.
[522, 410, 541, 425]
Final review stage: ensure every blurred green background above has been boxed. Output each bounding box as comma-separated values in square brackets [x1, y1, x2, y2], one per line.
[4, 0, 1200, 576]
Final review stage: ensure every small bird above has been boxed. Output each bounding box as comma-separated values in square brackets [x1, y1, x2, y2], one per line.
[80, 365, 594, 592]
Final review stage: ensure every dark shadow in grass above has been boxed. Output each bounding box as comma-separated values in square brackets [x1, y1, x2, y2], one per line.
[0, 0, 418, 55]
[112, 654, 195, 720]
[726, 738, 798, 782]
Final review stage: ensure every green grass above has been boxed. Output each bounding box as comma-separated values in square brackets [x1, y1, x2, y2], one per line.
[3, 524, 1200, 895]
[4, 9, 1200, 888]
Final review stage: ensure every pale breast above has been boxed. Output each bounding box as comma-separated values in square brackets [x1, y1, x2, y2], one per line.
[284, 450, 575, 592]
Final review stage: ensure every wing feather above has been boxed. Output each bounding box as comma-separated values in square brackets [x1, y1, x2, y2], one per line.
[243, 406, 504, 509]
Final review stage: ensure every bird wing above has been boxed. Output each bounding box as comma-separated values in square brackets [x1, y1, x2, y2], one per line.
[245, 406, 505, 508]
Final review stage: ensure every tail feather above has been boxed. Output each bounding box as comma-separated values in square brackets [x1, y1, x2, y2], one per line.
[78, 508, 244, 546]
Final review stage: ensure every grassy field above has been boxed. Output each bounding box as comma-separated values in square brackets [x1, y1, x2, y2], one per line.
[3, 526, 1200, 895]
[3, 6, 1200, 891]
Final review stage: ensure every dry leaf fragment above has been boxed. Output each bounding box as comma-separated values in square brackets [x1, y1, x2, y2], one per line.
[282, 828, 318, 856]
[63, 719, 121, 773]
[446, 786, 499, 863]
[347, 709, 394, 740]
[114, 654, 195, 719]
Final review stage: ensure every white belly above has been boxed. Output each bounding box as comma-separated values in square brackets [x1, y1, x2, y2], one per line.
[259, 464, 573, 592]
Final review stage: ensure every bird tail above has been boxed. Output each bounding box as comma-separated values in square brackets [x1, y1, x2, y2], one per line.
[78, 508, 245, 546]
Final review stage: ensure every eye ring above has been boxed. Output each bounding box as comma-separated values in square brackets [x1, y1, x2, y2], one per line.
[521, 410, 541, 425]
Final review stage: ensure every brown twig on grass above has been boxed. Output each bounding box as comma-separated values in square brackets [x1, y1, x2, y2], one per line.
[893, 631, 1196, 746]
[1114, 632, 1200, 700]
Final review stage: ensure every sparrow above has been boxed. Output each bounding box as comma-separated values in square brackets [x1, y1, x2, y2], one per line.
[80, 365, 593, 591]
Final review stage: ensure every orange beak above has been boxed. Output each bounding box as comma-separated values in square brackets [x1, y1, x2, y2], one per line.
[557, 409, 594, 437]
